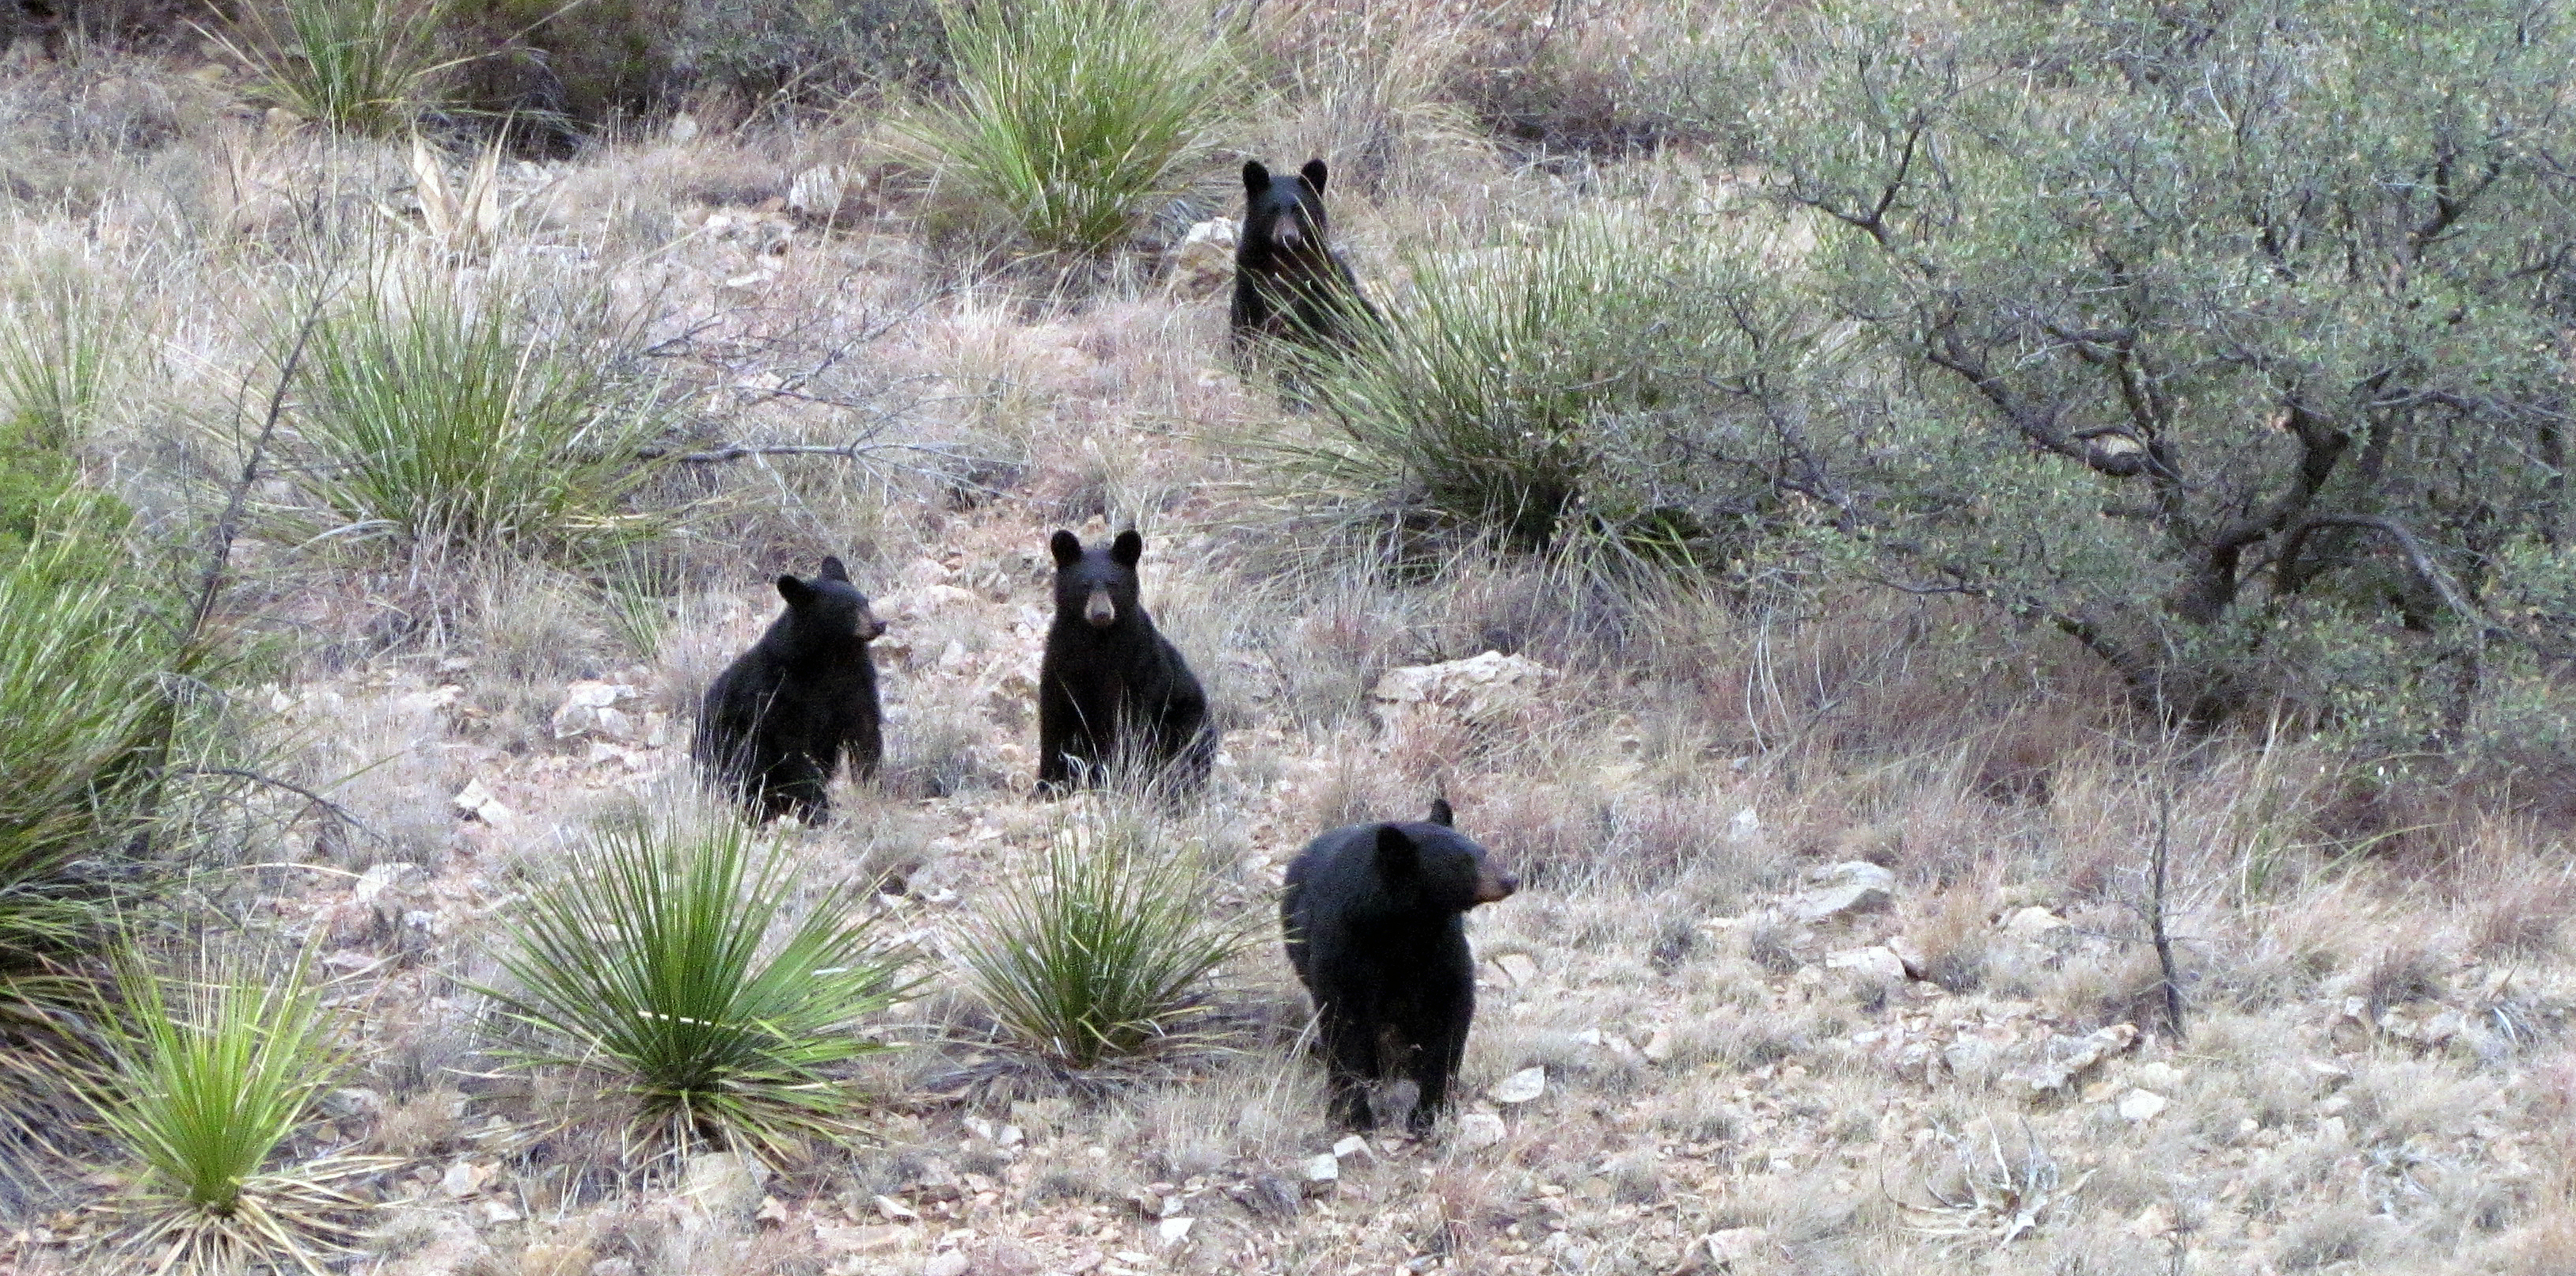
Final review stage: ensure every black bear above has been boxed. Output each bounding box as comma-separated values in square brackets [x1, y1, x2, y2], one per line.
[1230, 158, 1377, 359]
[694, 556, 886, 822]
[1035, 529, 1213, 794]
[1280, 800, 1520, 1134]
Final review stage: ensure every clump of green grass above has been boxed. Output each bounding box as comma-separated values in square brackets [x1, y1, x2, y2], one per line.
[956, 811, 1248, 1069]
[1272, 213, 1803, 567]
[286, 268, 672, 560]
[0, 255, 124, 449]
[899, 0, 1243, 256]
[481, 814, 912, 1159]
[80, 949, 380, 1275]
[0, 520, 189, 972]
[207, 0, 457, 135]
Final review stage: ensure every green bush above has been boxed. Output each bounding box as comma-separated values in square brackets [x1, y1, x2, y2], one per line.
[956, 813, 1246, 1069]
[80, 949, 378, 1274]
[0, 518, 192, 971]
[1708, 0, 2576, 739]
[898, 0, 1242, 256]
[286, 268, 671, 560]
[1273, 212, 1821, 570]
[209, 0, 457, 134]
[482, 815, 910, 1156]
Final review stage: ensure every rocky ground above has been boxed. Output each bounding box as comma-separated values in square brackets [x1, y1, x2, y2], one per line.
[3, 41, 2574, 1276]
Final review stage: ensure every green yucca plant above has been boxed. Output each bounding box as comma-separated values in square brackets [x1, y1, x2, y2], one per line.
[956, 814, 1247, 1069]
[287, 269, 671, 559]
[0, 518, 188, 971]
[482, 815, 912, 1159]
[81, 948, 381, 1276]
[1271, 213, 1793, 564]
[0, 256, 125, 450]
[899, 0, 1243, 256]
[206, 0, 457, 135]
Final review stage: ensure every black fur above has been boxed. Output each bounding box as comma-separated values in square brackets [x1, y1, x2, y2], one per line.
[1230, 158, 1377, 358]
[1035, 529, 1213, 793]
[1280, 800, 1519, 1134]
[694, 556, 886, 822]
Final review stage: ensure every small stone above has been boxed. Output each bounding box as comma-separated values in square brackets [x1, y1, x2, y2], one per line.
[922, 1252, 970, 1276]
[875, 1194, 919, 1221]
[679, 1151, 768, 1222]
[1489, 1066, 1546, 1104]
[1639, 1028, 1674, 1064]
[1705, 1227, 1769, 1263]
[1456, 1112, 1507, 1149]
[439, 1160, 488, 1197]
[2132, 1061, 2188, 1089]
[1495, 953, 1540, 986]
[1302, 1153, 1340, 1183]
[2118, 1088, 2169, 1122]
[1886, 934, 1929, 980]
[1825, 945, 1909, 984]
[2001, 906, 2068, 937]
[1157, 1217, 1194, 1245]
[1331, 1134, 1368, 1160]
[1792, 862, 1896, 923]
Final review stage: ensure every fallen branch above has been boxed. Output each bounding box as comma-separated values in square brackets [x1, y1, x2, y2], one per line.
[169, 766, 378, 845]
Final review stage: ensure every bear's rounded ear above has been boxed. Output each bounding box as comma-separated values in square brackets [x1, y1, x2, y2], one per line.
[1300, 158, 1328, 193]
[1111, 529, 1144, 568]
[818, 556, 850, 582]
[1427, 797, 1454, 827]
[777, 574, 814, 606]
[1374, 824, 1419, 875]
[1243, 159, 1270, 196]
[1050, 530, 1085, 567]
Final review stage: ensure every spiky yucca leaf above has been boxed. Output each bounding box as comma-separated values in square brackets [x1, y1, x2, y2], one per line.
[483, 816, 910, 1159]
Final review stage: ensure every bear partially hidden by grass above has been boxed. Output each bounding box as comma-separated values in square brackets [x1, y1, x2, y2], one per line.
[1229, 158, 1377, 359]
[1035, 529, 1212, 795]
[1281, 799, 1520, 1134]
[694, 556, 885, 822]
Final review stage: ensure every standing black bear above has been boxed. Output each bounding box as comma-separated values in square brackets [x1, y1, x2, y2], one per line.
[1035, 529, 1213, 794]
[1281, 800, 1520, 1134]
[694, 556, 886, 822]
[1230, 158, 1377, 358]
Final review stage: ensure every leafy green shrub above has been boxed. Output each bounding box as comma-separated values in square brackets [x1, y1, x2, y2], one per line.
[81, 949, 378, 1274]
[898, 0, 1242, 256]
[956, 814, 1246, 1069]
[208, 0, 457, 134]
[287, 268, 671, 560]
[1274, 213, 1818, 568]
[483, 815, 910, 1156]
[1711, 0, 2576, 739]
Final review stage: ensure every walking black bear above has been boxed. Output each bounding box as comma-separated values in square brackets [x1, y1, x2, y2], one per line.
[1281, 800, 1520, 1134]
[694, 557, 886, 822]
[1035, 529, 1213, 794]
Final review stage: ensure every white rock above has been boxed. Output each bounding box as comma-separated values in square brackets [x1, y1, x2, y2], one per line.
[1489, 1066, 1546, 1104]
[1792, 861, 1896, 922]
[679, 1151, 769, 1222]
[1495, 953, 1540, 986]
[1639, 1028, 1674, 1064]
[1456, 1111, 1508, 1149]
[787, 164, 848, 217]
[450, 779, 513, 827]
[439, 1160, 488, 1197]
[2002, 906, 2069, 937]
[1370, 651, 1558, 727]
[1727, 807, 1761, 842]
[922, 1252, 971, 1276]
[352, 861, 422, 910]
[1170, 218, 1237, 289]
[1825, 945, 1909, 983]
[1302, 1153, 1340, 1183]
[1157, 1217, 1195, 1245]
[2007, 1023, 2141, 1095]
[1331, 1134, 1368, 1160]
[2118, 1088, 2169, 1122]
[2132, 1061, 2188, 1089]
[1705, 1227, 1769, 1263]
